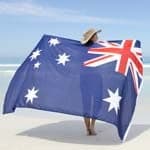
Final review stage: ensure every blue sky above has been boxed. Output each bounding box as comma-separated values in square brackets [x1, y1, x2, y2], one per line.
[0, 0, 149, 61]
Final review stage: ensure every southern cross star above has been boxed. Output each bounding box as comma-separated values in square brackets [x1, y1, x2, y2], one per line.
[48, 38, 60, 46]
[24, 87, 39, 104]
[56, 53, 70, 66]
[34, 61, 41, 69]
[30, 49, 42, 61]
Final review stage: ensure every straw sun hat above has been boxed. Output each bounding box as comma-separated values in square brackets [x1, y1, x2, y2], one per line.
[81, 28, 102, 44]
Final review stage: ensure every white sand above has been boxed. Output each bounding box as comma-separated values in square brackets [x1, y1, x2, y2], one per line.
[0, 113, 150, 150]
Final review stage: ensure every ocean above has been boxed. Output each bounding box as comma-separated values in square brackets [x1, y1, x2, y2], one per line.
[0, 63, 150, 124]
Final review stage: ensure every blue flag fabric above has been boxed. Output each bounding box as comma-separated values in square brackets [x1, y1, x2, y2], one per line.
[3, 35, 143, 141]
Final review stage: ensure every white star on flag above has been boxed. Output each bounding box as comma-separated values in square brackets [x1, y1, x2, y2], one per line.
[24, 87, 39, 104]
[30, 49, 42, 61]
[103, 88, 122, 115]
[34, 61, 41, 69]
[56, 53, 70, 66]
[48, 38, 60, 46]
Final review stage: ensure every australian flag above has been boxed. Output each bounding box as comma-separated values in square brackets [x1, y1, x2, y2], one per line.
[3, 34, 143, 141]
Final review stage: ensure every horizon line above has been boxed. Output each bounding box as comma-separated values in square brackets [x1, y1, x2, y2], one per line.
[0, 64, 150, 68]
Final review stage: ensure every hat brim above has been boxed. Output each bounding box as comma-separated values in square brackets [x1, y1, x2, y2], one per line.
[81, 29, 101, 44]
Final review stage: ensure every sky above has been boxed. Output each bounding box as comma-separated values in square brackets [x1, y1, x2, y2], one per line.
[0, 0, 150, 62]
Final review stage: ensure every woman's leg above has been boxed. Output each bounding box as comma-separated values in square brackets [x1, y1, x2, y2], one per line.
[84, 117, 91, 135]
[90, 118, 97, 135]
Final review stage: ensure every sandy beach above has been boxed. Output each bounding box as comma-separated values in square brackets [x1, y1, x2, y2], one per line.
[0, 112, 150, 150]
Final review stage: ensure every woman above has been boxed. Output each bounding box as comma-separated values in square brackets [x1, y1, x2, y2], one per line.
[80, 28, 102, 136]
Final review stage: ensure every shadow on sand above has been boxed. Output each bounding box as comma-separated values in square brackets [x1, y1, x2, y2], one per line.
[18, 120, 150, 145]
